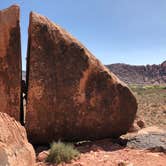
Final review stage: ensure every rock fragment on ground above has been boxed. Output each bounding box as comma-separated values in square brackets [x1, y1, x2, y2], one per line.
[123, 126, 166, 152]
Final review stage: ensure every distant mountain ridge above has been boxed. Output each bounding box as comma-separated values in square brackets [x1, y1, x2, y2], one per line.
[106, 61, 166, 85]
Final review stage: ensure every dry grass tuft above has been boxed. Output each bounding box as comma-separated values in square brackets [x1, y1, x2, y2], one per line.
[46, 141, 80, 164]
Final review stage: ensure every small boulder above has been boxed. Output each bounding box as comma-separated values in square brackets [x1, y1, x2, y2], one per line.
[0, 112, 36, 166]
[37, 150, 49, 162]
[126, 126, 166, 152]
[136, 120, 145, 129]
[129, 122, 140, 132]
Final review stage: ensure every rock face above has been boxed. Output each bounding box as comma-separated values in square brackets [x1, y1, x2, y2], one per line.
[0, 5, 22, 121]
[0, 112, 36, 166]
[26, 12, 137, 144]
[107, 61, 166, 85]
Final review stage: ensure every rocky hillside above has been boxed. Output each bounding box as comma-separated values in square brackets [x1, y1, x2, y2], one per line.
[106, 61, 166, 84]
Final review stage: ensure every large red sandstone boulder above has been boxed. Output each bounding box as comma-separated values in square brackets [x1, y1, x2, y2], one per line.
[0, 112, 36, 166]
[0, 5, 22, 121]
[26, 12, 137, 144]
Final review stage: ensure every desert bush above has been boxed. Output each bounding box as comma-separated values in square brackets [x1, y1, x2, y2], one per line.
[46, 141, 80, 164]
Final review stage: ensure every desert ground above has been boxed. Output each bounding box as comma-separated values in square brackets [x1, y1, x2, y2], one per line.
[130, 84, 166, 129]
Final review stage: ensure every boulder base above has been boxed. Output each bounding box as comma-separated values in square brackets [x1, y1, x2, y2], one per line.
[26, 12, 137, 144]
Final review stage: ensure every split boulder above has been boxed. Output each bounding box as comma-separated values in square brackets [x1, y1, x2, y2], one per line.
[0, 5, 22, 121]
[26, 12, 137, 144]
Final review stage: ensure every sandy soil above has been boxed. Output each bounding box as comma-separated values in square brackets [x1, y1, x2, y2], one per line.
[36, 139, 166, 166]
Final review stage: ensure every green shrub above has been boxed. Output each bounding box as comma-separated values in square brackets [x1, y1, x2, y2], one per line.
[46, 141, 80, 164]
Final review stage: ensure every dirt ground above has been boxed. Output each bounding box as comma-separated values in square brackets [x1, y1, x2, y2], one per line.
[36, 138, 166, 166]
[130, 85, 166, 129]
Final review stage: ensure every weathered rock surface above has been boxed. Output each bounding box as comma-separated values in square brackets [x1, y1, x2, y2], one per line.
[0, 5, 22, 121]
[37, 150, 49, 162]
[26, 12, 137, 144]
[122, 127, 166, 152]
[0, 112, 36, 166]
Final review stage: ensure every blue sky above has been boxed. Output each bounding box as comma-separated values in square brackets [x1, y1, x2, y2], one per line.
[1, 0, 166, 70]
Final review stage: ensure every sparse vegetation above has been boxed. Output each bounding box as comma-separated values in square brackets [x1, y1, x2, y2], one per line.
[142, 85, 166, 90]
[129, 84, 166, 128]
[46, 141, 80, 164]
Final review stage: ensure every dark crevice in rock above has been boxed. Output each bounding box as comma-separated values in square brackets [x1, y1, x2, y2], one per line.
[20, 80, 26, 125]
[20, 93, 24, 125]
[25, 17, 32, 110]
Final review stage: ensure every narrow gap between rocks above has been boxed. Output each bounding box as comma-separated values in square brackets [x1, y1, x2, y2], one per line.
[20, 18, 31, 126]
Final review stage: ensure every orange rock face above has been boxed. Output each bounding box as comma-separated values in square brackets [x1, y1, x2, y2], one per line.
[0, 112, 36, 166]
[0, 5, 22, 121]
[26, 12, 137, 144]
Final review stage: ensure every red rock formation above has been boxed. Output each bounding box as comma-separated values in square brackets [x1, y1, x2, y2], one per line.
[26, 12, 137, 144]
[107, 61, 166, 85]
[0, 112, 36, 166]
[0, 5, 22, 121]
